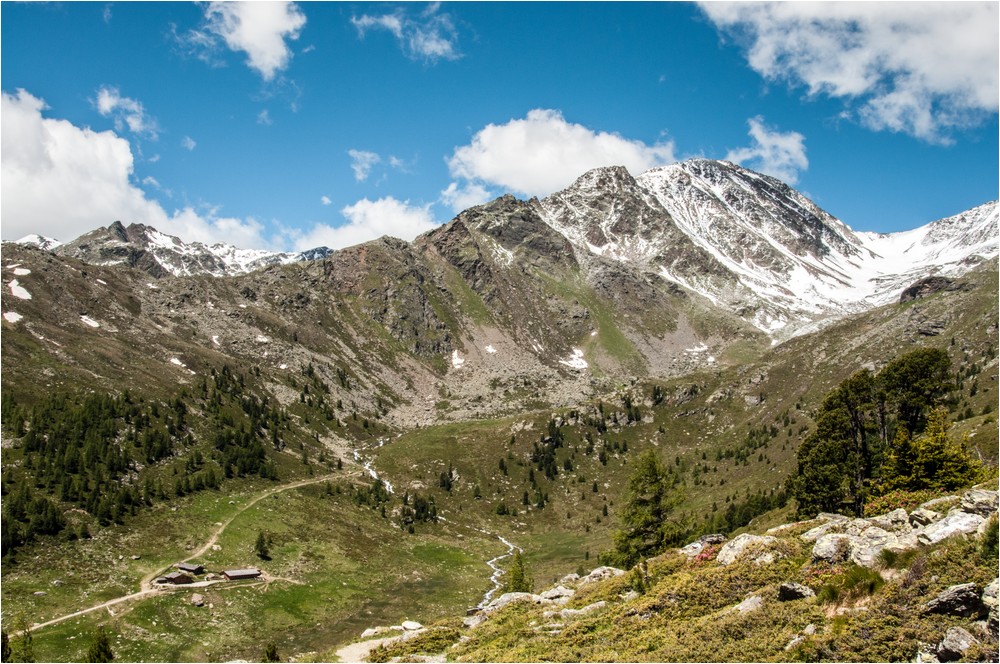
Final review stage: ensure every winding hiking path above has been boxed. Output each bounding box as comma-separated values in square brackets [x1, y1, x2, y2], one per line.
[30, 473, 338, 632]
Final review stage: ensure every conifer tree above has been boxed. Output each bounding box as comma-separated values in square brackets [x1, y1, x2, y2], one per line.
[85, 626, 114, 663]
[502, 551, 533, 593]
[606, 450, 683, 566]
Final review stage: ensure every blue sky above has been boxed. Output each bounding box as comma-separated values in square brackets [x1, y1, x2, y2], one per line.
[2, 2, 997, 251]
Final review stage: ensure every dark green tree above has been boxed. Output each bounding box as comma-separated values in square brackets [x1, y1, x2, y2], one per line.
[792, 348, 955, 517]
[501, 551, 533, 594]
[262, 642, 279, 663]
[878, 348, 952, 437]
[85, 626, 114, 663]
[254, 531, 270, 560]
[606, 450, 683, 567]
[881, 408, 983, 492]
[2, 630, 10, 663]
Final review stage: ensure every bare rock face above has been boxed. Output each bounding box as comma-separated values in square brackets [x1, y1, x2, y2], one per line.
[960, 489, 999, 517]
[917, 512, 986, 546]
[926, 583, 985, 618]
[778, 582, 815, 602]
[899, 276, 960, 303]
[733, 595, 764, 613]
[812, 534, 854, 564]
[910, 507, 943, 527]
[577, 566, 625, 585]
[717, 533, 779, 565]
[936, 626, 978, 662]
[867, 508, 911, 534]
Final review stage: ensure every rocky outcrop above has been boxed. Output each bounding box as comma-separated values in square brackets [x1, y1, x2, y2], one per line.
[961, 489, 999, 516]
[807, 489, 997, 568]
[576, 566, 625, 585]
[716, 533, 780, 565]
[926, 583, 985, 618]
[778, 582, 815, 601]
[918, 512, 986, 546]
[936, 626, 979, 662]
[899, 276, 961, 303]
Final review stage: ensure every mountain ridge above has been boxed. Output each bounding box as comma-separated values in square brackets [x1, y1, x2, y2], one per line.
[12, 159, 998, 341]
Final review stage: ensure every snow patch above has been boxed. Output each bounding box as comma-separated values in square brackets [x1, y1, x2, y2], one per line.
[4, 311, 23, 323]
[146, 283, 159, 290]
[590, 330, 598, 337]
[12, 268, 30, 276]
[256, 335, 270, 343]
[96, 279, 107, 285]
[279, 363, 288, 370]
[559, 348, 588, 370]
[211, 335, 220, 346]
[9, 280, 31, 300]
[80, 315, 100, 328]
[451, 350, 465, 369]
[169, 357, 185, 367]
[685, 343, 708, 353]
[485, 345, 497, 354]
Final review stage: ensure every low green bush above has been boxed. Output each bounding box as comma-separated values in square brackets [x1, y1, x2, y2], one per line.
[863, 488, 948, 517]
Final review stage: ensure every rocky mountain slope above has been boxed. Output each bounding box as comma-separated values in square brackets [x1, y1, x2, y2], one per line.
[20, 160, 997, 343]
[50, 220, 333, 278]
[538, 159, 998, 337]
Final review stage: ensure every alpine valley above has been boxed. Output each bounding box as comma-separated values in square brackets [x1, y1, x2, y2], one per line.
[2, 159, 998, 663]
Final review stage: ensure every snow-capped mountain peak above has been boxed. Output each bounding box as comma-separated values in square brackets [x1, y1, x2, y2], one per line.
[16, 234, 63, 251]
[536, 159, 997, 338]
[48, 221, 332, 278]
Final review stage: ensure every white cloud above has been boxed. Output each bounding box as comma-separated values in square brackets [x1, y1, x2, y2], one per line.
[352, 3, 461, 64]
[294, 197, 438, 250]
[447, 109, 676, 198]
[94, 86, 159, 139]
[440, 181, 493, 213]
[725, 116, 808, 185]
[181, 136, 197, 151]
[348, 149, 381, 181]
[142, 176, 161, 188]
[700, 2, 999, 143]
[180, 2, 306, 80]
[1, 89, 269, 249]
[257, 109, 272, 125]
[320, 195, 332, 206]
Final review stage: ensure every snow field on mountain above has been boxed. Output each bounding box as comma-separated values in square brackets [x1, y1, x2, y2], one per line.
[559, 348, 588, 370]
[9, 280, 31, 300]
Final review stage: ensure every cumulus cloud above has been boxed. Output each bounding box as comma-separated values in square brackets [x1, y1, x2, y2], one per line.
[181, 136, 197, 151]
[1, 88, 269, 248]
[177, 1, 306, 80]
[447, 109, 676, 198]
[700, 2, 999, 143]
[725, 116, 808, 185]
[320, 195, 332, 206]
[352, 3, 461, 64]
[94, 86, 159, 139]
[257, 109, 272, 125]
[293, 197, 438, 250]
[440, 181, 493, 213]
[348, 149, 381, 182]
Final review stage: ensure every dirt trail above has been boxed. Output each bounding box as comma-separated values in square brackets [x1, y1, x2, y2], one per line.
[31, 473, 337, 632]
